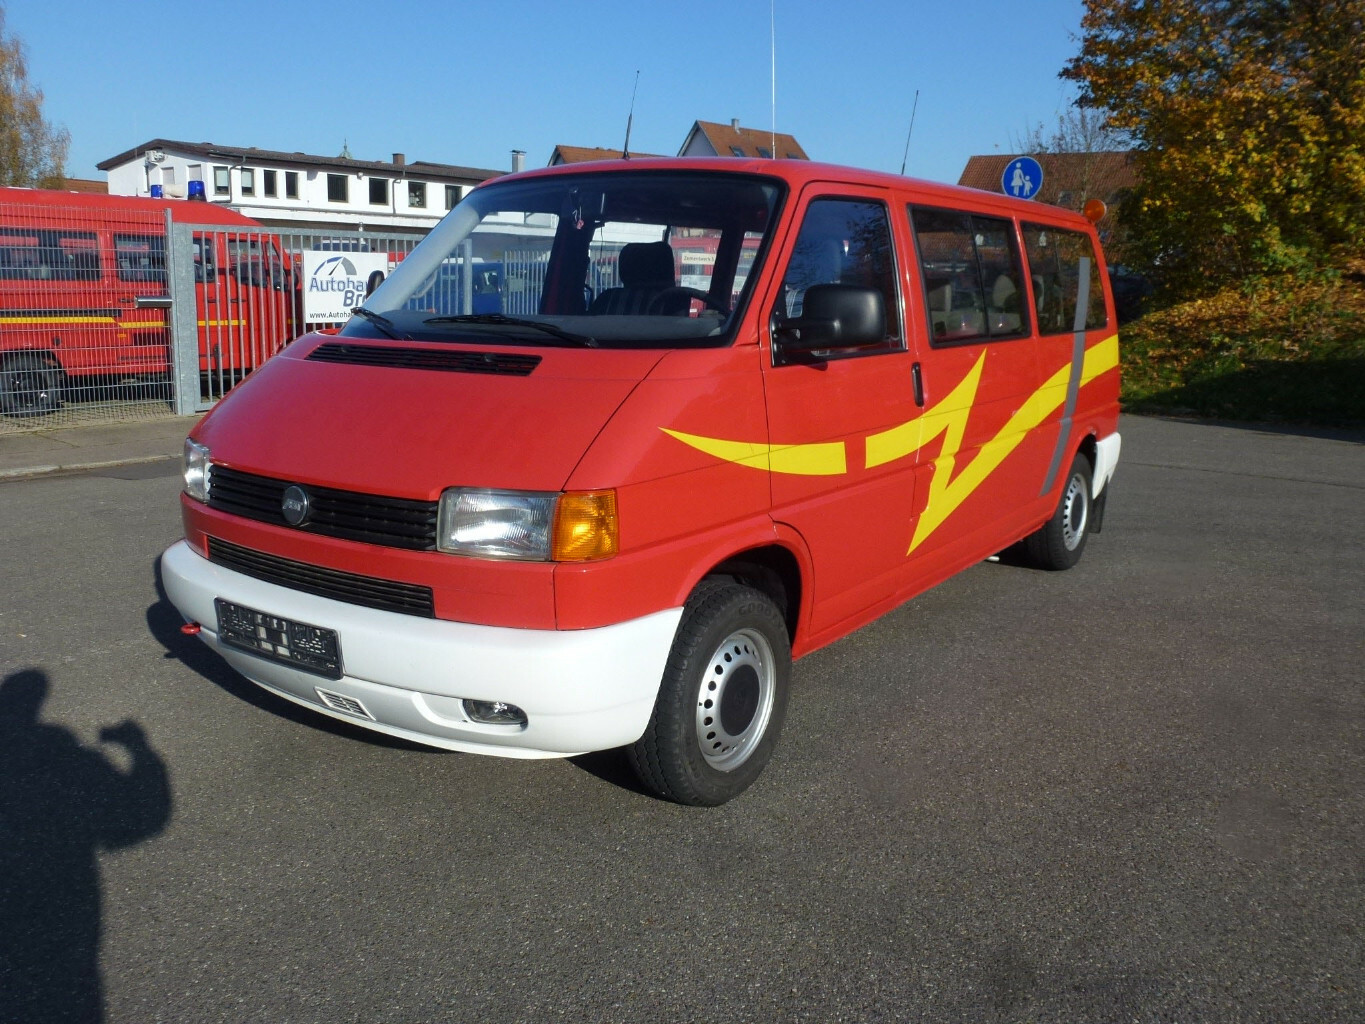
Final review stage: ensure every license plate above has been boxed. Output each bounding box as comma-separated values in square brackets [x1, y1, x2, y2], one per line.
[214, 599, 342, 679]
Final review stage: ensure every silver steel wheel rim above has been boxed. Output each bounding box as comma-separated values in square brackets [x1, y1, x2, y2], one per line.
[1061, 471, 1089, 550]
[694, 627, 776, 772]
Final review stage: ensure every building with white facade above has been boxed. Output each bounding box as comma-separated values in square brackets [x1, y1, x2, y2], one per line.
[97, 140, 507, 232]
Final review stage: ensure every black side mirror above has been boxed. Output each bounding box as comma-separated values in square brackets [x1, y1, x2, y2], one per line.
[775, 284, 887, 352]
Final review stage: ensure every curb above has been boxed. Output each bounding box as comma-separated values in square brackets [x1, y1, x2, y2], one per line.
[0, 453, 179, 482]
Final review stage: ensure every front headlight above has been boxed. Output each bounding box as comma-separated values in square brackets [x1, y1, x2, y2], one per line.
[183, 439, 211, 503]
[437, 488, 617, 562]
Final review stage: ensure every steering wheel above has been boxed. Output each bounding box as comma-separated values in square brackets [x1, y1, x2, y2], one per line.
[648, 287, 729, 317]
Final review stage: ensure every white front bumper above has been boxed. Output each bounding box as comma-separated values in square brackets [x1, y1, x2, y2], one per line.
[160, 540, 681, 758]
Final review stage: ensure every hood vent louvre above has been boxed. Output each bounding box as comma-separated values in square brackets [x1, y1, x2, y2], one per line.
[308, 342, 540, 376]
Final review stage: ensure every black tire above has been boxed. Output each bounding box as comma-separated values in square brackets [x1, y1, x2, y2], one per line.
[0, 354, 63, 417]
[628, 580, 791, 806]
[1023, 452, 1094, 570]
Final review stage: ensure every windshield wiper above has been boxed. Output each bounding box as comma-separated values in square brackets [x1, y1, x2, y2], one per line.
[422, 313, 597, 348]
[349, 306, 404, 339]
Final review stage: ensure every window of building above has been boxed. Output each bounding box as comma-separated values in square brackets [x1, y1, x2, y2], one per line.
[771, 197, 902, 364]
[263, 169, 277, 197]
[408, 181, 427, 208]
[285, 172, 299, 199]
[240, 168, 255, 197]
[327, 174, 349, 203]
[162, 166, 176, 185]
[1022, 224, 1108, 335]
[213, 166, 230, 196]
[756, 147, 772, 159]
[729, 146, 746, 157]
[910, 206, 1028, 344]
[370, 177, 389, 205]
[445, 184, 461, 209]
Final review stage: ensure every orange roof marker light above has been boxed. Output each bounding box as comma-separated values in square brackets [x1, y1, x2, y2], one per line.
[1083, 198, 1108, 223]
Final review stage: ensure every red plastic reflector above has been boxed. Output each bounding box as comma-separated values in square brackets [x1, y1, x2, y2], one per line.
[180, 622, 202, 636]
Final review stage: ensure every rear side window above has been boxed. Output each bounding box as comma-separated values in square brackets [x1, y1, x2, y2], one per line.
[1022, 225, 1108, 334]
[114, 234, 167, 284]
[910, 207, 1027, 344]
[0, 228, 100, 281]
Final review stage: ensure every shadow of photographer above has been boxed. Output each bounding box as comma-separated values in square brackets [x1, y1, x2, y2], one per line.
[0, 668, 172, 1024]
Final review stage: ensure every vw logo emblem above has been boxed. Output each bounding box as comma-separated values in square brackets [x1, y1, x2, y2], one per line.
[281, 484, 311, 526]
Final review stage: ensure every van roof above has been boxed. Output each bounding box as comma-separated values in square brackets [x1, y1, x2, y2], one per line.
[0, 186, 265, 228]
[482, 157, 1097, 231]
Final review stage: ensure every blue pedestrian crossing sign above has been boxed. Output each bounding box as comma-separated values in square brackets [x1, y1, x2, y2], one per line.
[1002, 157, 1044, 199]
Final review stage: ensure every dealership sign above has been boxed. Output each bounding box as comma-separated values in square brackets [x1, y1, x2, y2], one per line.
[302, 251, 391, 323]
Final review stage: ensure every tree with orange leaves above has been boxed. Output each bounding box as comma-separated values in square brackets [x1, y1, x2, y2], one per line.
[1063, 0, 1365, 294]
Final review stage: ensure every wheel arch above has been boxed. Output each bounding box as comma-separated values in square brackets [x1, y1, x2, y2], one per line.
[702, 542, 805, 647]
[1, 347, 66, 375]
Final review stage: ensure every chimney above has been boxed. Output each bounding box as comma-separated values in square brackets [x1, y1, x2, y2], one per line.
[511, 150, 526, 173]
[731, 118, 741, 132]
[392, 153, 405, 167]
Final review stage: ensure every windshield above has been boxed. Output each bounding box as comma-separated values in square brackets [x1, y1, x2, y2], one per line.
[354, 170, 784, 348]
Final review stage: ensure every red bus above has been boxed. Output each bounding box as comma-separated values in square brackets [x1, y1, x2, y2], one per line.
[0, 187, 296, 415]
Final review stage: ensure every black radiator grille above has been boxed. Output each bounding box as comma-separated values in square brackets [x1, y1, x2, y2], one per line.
[307, 342, 541, 376]
[208, 466, 439, 550]
[207, 537, 435, 618]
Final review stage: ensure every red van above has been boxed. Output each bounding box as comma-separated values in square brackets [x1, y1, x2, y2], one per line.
[0, 187, 294, 414]
[162, 159, 1121, 805]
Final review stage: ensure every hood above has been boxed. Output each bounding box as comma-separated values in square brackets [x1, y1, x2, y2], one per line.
[194, 335, 666, 498]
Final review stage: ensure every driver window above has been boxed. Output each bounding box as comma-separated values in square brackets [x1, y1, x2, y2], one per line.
[774, 198, 901, 348]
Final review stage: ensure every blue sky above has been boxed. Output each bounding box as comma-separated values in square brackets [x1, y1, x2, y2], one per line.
[9, 0, 1088, 187]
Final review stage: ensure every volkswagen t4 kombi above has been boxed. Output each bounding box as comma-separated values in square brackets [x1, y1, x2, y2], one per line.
[162, 158, 1121, 805]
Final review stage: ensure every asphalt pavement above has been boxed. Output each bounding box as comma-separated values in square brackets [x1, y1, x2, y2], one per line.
[1, 411, 1363, 1023]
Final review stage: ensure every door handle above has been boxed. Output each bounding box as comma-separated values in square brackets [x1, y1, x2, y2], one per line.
[912, 362, 925, 407]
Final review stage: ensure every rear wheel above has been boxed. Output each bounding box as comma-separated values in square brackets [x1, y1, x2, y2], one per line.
[0, 354, 63, 416]
[1023, 452, 1093, 570]
[628, 580, 791, 806]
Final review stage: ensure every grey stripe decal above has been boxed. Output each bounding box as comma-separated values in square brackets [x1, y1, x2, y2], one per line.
[1040, 257, 1091, 495]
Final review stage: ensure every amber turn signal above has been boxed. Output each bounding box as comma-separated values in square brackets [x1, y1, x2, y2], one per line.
[552, 491, 619, 562]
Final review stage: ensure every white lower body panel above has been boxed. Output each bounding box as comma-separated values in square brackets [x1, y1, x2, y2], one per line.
[160, 540, 681, 758]
[1093, 431, 1121, 496]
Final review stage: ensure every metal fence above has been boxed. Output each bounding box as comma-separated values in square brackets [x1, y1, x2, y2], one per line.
[0, 203, 428, 435]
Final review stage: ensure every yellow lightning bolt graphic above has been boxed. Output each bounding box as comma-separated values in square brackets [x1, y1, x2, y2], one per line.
[662, 334, 1119, 552]
[659, 429, 847, 476]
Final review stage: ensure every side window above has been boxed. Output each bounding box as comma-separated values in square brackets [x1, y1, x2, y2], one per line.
[0, 229, 99, 280]
[192, 235, 218, 283]
[772, 197, 901, 360]
[113, 235, 167, 284]
[1022, 225, 1108, 334]
[910, 206, 1028, 344]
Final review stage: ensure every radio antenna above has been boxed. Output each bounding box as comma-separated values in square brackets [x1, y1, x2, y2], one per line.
[900, 90, 920, 176]
[623, 70, 640, 160]
[770, 0, 777, 156]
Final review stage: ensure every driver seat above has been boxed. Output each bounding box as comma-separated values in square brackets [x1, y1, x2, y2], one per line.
[590, 241, 675, 315]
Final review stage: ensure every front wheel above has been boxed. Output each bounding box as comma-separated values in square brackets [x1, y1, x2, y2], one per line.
[1022, 452, 1093, 570]
[628, 580, 791, 806]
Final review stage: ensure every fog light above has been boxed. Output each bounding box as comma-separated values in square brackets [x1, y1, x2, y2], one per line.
[463, 699, 527, 727]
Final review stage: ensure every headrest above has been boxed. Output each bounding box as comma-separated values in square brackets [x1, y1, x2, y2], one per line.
[618, 241, 675, 287]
